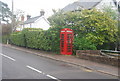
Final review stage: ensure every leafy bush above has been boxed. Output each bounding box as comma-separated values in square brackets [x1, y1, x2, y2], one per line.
[48, 9, 118, 49]
[23, 29, 43, 48]
[10, 28, 59, 52]
[74, 37, 97, 50]
[10, 9, 118, 54]
[10, 32, 25, 46]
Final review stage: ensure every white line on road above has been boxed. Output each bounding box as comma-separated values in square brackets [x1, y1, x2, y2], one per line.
[0, 53, 16, 61]
[46, 74, 58, 80]
[26, 65, 60, 81]
[26, 65, 42, 73]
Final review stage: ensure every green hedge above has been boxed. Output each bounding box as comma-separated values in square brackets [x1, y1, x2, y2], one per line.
[23, 28, 46, 49]
[10, 32, 25, 46]
[74, 37, 97, 50]
[10, 28, 57, 51]
[10, 28, 97, 53]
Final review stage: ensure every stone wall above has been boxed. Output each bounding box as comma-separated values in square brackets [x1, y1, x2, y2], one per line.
[76, 50, 101, 55]
[76, 50, 119, 67]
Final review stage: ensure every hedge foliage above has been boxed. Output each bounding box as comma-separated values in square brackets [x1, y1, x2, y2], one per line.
[48, 9, 118, 50]
[10, 32, 25, 46]
[10, 27, 97, 54]
[10, 9, 118, 53]
[10, 28, 60, 52]
[74, 37, 97, 50]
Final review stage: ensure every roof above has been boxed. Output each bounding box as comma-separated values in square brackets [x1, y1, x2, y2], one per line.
[62, 0, 102, 12]
[118, 1, 120, 6]
[24, 16, 41, 24]
[113, 0, 119, 5]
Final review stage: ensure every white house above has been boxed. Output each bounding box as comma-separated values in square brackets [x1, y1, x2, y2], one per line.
[95, 0, 118, 10]
[62, 0, 118, 12]
[17, 10, 51, 31]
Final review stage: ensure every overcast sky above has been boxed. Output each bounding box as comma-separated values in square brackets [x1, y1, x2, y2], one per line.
[1, 0, 120, 18]
[1, 0, 78, 18]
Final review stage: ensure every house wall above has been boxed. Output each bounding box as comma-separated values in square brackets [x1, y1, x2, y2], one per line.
[16, 24, 24, 31]
[95, 0, 118, 10]
[32, 17, 50, 30]
[16, 27, 21, 31]
[20, 17, 50, 30]
[16, 24, 31, 31]
[24, 24, 31, 28]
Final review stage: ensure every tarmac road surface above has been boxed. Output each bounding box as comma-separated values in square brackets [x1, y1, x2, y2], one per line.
[2, 46, 118, 80]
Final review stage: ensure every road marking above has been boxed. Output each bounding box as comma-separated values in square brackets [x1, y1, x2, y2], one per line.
[0, 53, 16, 61]
[26, 65, 60, 81]
[26, 65, 42, 73]
[81, 68, 93, 72]
[46, 74, 58, 80]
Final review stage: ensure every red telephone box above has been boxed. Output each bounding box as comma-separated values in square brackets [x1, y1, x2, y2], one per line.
[60, 28, 74, 55]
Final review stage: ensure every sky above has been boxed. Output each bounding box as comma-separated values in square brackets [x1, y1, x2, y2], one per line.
[1, 0, 120, 18]
[1, 0, 78, 18]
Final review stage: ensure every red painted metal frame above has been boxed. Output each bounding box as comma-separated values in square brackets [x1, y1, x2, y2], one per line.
[60, 28, 74, 55]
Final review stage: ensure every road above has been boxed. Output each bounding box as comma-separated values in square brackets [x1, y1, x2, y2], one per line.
[1, 46, 118, 80]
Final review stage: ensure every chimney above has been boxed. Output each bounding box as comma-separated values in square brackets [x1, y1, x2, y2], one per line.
[40, 10, 45, 16]
[27, 15, 31, 20]
[21, 15, 24, 21]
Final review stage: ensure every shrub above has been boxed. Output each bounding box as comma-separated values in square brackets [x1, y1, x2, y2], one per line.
[10, 9, 118, 53]
[23, 29, 42, 48]
[48, 9, 118, 49]
[10, 28, 61, 53]
[74, 37, 97, 50]
[10, 32, 25, 46]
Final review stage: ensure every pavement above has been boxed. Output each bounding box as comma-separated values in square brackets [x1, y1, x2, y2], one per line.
[2, 44, 119, 78]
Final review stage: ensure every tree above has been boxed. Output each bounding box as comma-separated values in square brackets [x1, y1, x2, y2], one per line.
[102, 5, 120, 50]
[0, 1, 24, 31]
[0, 1, 12, 23]
[102, 5, 118, 20]
[2, 24, 12, 35]
[80, 9, 117, 46]
[12, 9, 25, 31]
[48, 9, 118, 50]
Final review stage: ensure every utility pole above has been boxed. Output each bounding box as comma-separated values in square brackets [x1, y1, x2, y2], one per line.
[11, 0, 14, 33]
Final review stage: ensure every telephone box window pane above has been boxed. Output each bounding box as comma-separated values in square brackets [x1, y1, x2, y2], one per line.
[66, 31, 72, 32]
